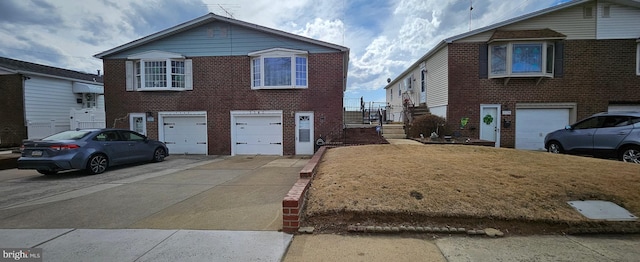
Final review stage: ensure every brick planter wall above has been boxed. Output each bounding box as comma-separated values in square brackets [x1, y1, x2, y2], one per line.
[282, 146, 327, 233]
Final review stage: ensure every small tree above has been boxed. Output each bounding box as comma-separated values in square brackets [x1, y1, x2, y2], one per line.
[407, 114, 451, 138]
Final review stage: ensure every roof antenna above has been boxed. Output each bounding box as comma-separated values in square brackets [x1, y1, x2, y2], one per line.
[469, 0, 473, 31]
[218, 4, 234, 18]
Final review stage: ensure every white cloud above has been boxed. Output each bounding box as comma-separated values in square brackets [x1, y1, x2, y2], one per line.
[0, 0, 573, 101]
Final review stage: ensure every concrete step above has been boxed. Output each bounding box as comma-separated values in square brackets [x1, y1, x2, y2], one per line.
[381, 124, 406, 138]
[383, 133, 406, 139]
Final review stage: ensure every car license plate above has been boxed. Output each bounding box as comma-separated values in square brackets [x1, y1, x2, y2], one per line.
[31, 151, 43, 157]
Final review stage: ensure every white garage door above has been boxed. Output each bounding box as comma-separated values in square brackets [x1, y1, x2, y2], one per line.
[163, 116, 207, 154]
[234, 115, 282, 155]
[515, 109, 570, 150]
[608, 104, 640, 112]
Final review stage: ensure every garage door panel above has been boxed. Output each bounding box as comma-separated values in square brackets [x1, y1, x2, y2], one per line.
[516, 109, 570, 150]
[163, 116, 207, 155]
[233, 115, 282, 155]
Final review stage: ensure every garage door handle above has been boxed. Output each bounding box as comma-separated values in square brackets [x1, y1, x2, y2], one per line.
[270, 142, 282, 145]
[236, 142, 247, 145]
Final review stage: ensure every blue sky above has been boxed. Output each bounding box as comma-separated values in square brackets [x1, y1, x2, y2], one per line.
[0, 0, 572, 103]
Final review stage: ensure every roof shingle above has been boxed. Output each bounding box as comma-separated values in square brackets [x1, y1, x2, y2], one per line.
[0, 56, 103, 83]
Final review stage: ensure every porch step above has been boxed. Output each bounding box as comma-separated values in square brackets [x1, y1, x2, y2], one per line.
[410, 106, 430, 118]
[382, 124, 405, 139]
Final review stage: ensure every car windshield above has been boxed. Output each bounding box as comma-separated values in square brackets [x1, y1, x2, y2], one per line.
[43, 130, 92, 141]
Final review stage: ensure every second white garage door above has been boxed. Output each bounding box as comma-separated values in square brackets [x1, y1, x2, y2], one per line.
[233, 114, 283, 155]
[515, 108, 570, 150]
[162, 115, 207, 154]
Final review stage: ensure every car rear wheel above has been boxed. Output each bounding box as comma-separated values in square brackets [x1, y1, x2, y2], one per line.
[152, 147, 166, 162]
[547, 141, 563, 154]
[620, 146, 640, 164]
[37, 170, 58, 176]
[87, 154, 108, 174]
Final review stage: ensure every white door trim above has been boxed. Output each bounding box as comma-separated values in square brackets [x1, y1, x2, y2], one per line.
[295, 112, 314, 155]
[480, 104, 501, 148]
[129, 113, 147, 135]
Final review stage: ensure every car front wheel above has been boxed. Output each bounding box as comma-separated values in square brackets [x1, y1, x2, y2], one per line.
[152, 147, 166, 162]
[620, 146, 640, 164]
[87, 154, 108, 174]
[547, 141, 563, 154]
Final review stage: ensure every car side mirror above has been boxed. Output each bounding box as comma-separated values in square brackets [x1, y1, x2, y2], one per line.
[564, 125, 573, 130]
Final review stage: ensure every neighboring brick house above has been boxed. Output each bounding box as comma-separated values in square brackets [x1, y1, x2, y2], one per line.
[0, 57, 104, 147]
[385, 0, 640, 150]
[94, 13, 349, 156]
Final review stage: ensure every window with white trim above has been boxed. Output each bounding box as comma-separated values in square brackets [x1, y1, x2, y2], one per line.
[249, 48, 308, 89]
[489, 42, 555, 78]
[125, 51, 192, 92]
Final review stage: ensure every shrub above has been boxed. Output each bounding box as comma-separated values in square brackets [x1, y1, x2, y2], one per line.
[407, 114, 452, 138]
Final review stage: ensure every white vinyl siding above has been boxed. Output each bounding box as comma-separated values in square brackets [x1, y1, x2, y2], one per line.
[597, 2, 640, 39]
[426, 46, 448, 108]
[501, 5, 595, 40]
[24, 76, 83, 138]
[458, 5, 596, 43]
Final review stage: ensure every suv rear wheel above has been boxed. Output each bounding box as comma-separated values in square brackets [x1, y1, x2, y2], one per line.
[620, 146, 640, 164]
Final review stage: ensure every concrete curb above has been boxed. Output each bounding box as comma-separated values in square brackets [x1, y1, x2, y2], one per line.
[282, 146, 327, 233]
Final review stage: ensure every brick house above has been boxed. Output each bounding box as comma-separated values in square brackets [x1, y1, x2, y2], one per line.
[94, 13, 349, 156]
[385, 0, 640, 150]
[0, 57, 104, 148]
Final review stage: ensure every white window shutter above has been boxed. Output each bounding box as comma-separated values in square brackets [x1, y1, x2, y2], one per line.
[125, 61, 134, 91]
[184, 59, 193, 90]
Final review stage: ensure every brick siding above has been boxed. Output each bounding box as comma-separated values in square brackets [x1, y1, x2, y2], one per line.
[0, 74, 26, 147]
[102, 53, 345, 155]
[448, 39, 640, 148]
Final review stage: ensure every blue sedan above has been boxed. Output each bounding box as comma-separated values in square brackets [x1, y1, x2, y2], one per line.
[18, 129, 169, 175]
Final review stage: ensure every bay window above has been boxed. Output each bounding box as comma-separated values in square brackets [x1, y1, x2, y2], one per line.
[249, 48, 308, 89]
[125, 51, 192, 91]
[489, 42, 555, 78]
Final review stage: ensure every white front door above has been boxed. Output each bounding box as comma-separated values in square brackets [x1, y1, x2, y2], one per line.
[129, 113, 146, 135]
[480, 104, 500, 147]
[295, 112, 314, 155]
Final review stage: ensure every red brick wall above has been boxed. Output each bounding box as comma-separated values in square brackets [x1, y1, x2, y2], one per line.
[0, 74, 26, 147]
[102, 53, 345, 155]
[448, 39, 640, 148]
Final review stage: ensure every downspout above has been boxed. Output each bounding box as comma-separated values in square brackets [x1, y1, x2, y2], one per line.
[21, 74, 29, 140]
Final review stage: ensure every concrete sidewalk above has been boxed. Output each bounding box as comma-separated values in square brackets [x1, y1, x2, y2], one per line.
[284, 234, 640, 262]
[0, 228, 292, 262]
[3, 229, 639, 261]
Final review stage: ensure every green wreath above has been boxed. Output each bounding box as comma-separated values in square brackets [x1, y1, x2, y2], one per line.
[483, 114, 494, 125]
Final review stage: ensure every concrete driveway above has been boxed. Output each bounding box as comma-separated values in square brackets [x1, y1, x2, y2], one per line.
[0, 155, 308, 230]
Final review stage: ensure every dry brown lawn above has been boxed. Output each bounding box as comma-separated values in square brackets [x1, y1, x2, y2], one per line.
[304, 144, 640, 234]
